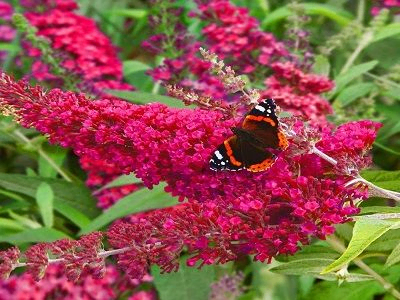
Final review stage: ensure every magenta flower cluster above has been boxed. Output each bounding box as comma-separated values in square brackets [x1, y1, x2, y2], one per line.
[18, 0, 138, 209]
[194, 0, 287, 70]
[263, 61, 334, 124]
[0, 72, 380, 280]
[144, 0, 334, 124]
[371, 0, 400, 15]
[22, 0, 131, 95]
[0, 1, 15, 63]
[0, 264, 119, 300]
[0, 261, 156, 300]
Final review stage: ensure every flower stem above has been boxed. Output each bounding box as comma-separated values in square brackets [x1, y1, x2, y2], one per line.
[366, 72, 400, 89]
[345, 176, 400, 202]
[327, 235, 400, 300]
[12, 130, 73, 182]
[339, 30, 373, 75]
[13, 247, 132, 269]
[311, 146, 338, 165]
[356, 213, 400, 220]
[357, 0, 365, 23]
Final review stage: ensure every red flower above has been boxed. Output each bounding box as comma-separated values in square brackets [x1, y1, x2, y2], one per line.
[371, 0, 400, 15]
[19, 0, 137, 208]
[0, 248, 20, 280]
[0, 1, 15, 63]
[144, 0, 333, 125]
[0, 264, 121, 300]
[264, 62, 334, 124]
[0, 73, 381, 279]
[24, 7, 129, 95]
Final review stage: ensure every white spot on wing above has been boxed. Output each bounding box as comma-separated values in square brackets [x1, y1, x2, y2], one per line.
[215, 150, 223, 160]
[255, 105, 265, 112]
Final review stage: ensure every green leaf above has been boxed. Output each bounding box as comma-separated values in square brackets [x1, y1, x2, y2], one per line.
[361, 170, 400, 192]
[335, 83, 376, 106]
[373, 23, 400, 43]
[262, 3, 353, 28]
[107, 8, 148, 19]
[386, 242, 400, 267]
[251, 261, 298, 300]
[304, 280, 382, 300]
[238, 291, 257, 300]
[271, 258, 373, 282]
[0, 189, 30, 204]
[333, 61, 378, 95]
[123, 60, 151, 77]
[54, 202, 91, 228]
[38, 145, 67, 178]
[26, 168, 37, 177]
[282, 245, 339, 262]
[35, 182, 54, 228]
[255, 0, 269, 13]
[94, 173, 142, 194]
[79, 184, 176, 235]
[366, 38, 400, 70]
[0, 202, 30, 213]
[313, 55, 331, 76]
[0, 228, 69, 245]
[152, 258, 215, 300]
[0, 218, 25, 231]
[360, 206, 400, 215]
[361, 170, 400, 182]
[377, 120, 400, 142]
[335, 223, 354, 242]
[270, 258, 335, 276]
[298, 276, 315, 298]
[373, 142, 400, 156]
[0, 173, 98, 228]
[0, 43, 20, 53]
[367, 229, 400, 252]
[322, 218, 400, 273]
[105, 90, 188, 108]
[382, 86, 400, 102]
[8, 211, 42, 229]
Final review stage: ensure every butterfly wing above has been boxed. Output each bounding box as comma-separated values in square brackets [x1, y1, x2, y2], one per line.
[242, 98, 288, 150]
[209, 136, 244, 171]
[240, 139, 276, 172]
[209, 98, 288, 172]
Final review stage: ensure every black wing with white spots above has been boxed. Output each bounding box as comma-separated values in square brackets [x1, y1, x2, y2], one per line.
[209, 98, 288, 172]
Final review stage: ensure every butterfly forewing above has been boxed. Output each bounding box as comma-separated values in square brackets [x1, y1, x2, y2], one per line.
[242, 98, 281, 149]
[210, 136, 244, 171]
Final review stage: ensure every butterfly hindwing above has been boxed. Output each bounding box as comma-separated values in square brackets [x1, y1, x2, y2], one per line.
[240, 139, 276, 172]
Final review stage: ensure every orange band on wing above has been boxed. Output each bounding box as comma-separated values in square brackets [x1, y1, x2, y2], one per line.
[245, 115, 276, 127]
[278, 131, 289, 150]
[247, 158, 274, 172]
[224, 139, 242, 166]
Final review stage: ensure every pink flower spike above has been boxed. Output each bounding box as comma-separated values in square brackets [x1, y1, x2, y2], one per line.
[0, 247, 20, 280]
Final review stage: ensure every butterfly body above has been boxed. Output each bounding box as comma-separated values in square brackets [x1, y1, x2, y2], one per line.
[209, 98, 288, 172]
[231, 127, 269, 151]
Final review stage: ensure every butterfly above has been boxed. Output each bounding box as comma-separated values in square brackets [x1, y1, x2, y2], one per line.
[209, 98, 288, 172]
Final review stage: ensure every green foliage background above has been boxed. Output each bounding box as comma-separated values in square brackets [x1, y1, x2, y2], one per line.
[3, 0, 400, 299]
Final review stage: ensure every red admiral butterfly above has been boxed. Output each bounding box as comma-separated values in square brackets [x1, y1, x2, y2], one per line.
[210, 98, 288, 172]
